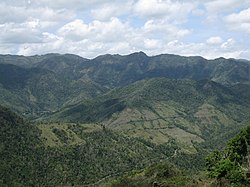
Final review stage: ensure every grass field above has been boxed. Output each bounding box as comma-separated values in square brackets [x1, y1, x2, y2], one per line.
[37, 123, 102, 147]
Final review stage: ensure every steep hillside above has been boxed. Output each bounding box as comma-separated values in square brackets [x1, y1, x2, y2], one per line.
[82, 52, 250, 87]
[1, 53, 249, 88]
[1, 52, 250, 186]
[0, 106, 42, 186]
[0, 52, 249, 117]
[104, 124, 250, 187]
[205, 124, 250, 186]
[0, 54, 43, 68]
[50, 78, 250, 152]
[0, 106, 181, 186]
[35, 53, 89, 79]
[0, 63, 107, 117]
[108, 162, 210, 187]
[0, 53, 88, 70]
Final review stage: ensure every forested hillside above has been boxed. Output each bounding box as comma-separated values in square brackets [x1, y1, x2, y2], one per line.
[105, 125, 250, 187]
[0, 105, 184, 186]
[0, 52, 250, 186]
[50, 77, 250, 152]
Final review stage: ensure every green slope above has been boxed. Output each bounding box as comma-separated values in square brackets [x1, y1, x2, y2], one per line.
[0, 63, 107, 118]
[0, 53, 88, 69]
[0, 106, 181, 186]
[0, 52, 249, 118]
[50, 78, 250, 152]
[108, 162, 210, 187]
[105, 124, 250, 187]
[82, 52, 250, 87]
[205, 124, 250, 186]
[1, 52, 250, 186]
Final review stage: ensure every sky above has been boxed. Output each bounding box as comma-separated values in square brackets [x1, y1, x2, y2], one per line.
[0, 0, 250, 60]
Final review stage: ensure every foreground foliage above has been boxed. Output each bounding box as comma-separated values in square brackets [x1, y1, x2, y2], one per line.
[206, 125, 250, 186]
[109, 162, 210, 187]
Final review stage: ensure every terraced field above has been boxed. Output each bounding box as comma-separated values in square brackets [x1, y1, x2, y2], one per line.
[37, 123, 101, 147]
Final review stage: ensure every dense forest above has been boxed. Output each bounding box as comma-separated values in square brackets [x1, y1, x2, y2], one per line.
[1, 105, 249, 186]
[0, 53, 250, 186]
[109, 125, 250, 187]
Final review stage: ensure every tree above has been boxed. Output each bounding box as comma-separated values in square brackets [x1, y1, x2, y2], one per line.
[205, 125, 250, 185]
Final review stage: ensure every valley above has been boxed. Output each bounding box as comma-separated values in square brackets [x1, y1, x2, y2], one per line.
[0, 52, 250, 186]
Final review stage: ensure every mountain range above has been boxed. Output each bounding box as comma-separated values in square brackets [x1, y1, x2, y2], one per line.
[0, 52, 250, 186]
[0, 52, 249, 113]
[1, 52, 249, 148]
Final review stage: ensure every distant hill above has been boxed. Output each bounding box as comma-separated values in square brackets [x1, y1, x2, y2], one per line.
[1, 53, 249, 151]
[86, 52, 250, 87]
[0, 53, 88, 69]
[0, 52, 249, 117]
[1, 52, 250, 186]
[49, 77, 250, 152]
[0, 62, 106, 117]
[1, 52, 249, 87]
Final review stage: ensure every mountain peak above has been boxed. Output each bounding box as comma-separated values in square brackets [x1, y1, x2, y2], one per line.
[129, 51, 148, 57]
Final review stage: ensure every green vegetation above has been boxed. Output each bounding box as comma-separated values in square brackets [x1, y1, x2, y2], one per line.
[50, 77, 250, 153]
[105, 125, 250, 187]
[206, 125, 250, 186]
[2, 105, 249, 186]
[0, 106, 42, 186]
[0, 52, 250, 186]
[0, 53, 249, 117]
[0, 106, 182, 186]
[108, 162, 210, 187]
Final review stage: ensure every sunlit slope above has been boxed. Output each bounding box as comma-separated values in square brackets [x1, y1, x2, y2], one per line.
[50, 78, 250, 152]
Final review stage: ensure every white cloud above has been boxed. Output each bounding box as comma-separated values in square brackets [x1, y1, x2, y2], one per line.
[204, 0, 250, 14]
[17, 33, 66, 56]
[134, 0, 195, 23]
[206, 36, 223, 45]
[220, 38, 235, 49]
[31, 0, 121, 11]
[225, 8, 250, 23]
[57, 19, 89, 41]
[0, 3, 28, 23]
[90, 1, 133, 21]
[191, 8, 205, 17]
[58, 18, 131, 43]
[158, 39, 245, 60]
[143, 20, 191, 39]
[0, 0, 249, 60]
[0, 43, 17, 54]
[224, 8, 250, 34]
[239, 50, 250, 59]
[16, 15, 193, 58]
[0, 3, 75, 24]
[144, 38, 161, 49]
[203, 0, 250, 23]
[107, 42, 131, 54]
[0, 22, 43, 44]
[16, 17, 136, 58]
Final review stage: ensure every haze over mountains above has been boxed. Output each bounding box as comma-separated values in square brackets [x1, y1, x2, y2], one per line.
[0, 52, 250, 186]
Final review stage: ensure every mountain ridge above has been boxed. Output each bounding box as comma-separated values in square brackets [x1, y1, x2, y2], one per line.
[48, 77, 250, 152]
[1, 52, 250, 186]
